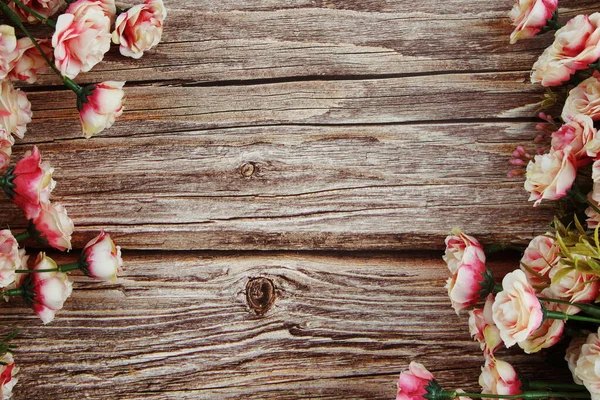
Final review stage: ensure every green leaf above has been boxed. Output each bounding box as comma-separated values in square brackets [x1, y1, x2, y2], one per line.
[552, 266, 575, 284]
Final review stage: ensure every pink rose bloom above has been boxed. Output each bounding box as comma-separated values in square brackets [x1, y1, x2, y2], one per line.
[468, 294, 503, 357]
[0, 352, 18, 399]
[0, 25, 17, 80]
[563, 72, 600, 121]
[0, 129, 13, 172]
[8, 38, 52, 84]
[446, 245, 487, 313]
[20, 253, 73, 324]
[479, 358, 523, 399]
[80, 231, 123, 281]
[519, 234, 559, 289]
[0, 80, 32, 139]
[396, 362, 434, 400]
[443, 229, 485, 274]
[567, 335, 587, 385]
[575, 329, 600, 398]
[30, 203, 74, 251]
[532, 13, 600, 87]
[69, 0, 116, 21]
[6, 146, 55, 220]
[524, 148, 577, 206]
[52, 0, 111, 79]
[551, 114, 597, 161]
[549, 265, 600, 304]
[492, 270, 544, 347]
[509, 0, 558, 44]
[517, 297, 564, 353]
[112, 0, 166, 59]
[8, 0, 65, 24]
[79, 81, 125, 138]
[0, 230, 20, 289]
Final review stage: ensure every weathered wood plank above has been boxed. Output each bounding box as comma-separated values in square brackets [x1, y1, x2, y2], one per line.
[4, 251, 564, 399]
[4, 122, 551, 251]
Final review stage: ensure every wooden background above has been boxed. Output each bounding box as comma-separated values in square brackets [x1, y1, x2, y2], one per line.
[2, 0, 593, 398]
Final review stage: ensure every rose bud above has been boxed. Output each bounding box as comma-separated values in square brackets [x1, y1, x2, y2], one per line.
[0, 25, 17, 79]
[30, 203, 74, 252]
[519, 234, 559, 289]
[509, 0, 558, 44]
[468, 294, 503, 357]
[446, 246, 492, 314]
[19, 253, 73, 324]
[479, 358, 523, 398]
[112, 0, 166, 59]
[0, 146, 55, 220]
[575, 328, 600, 399]
[0, 80, 32, 139]
[8, 0, 65, 24]
[0, 230, 21, 289]
[492, 270, 544, 347]
[0, 352, 18, 399]
[78, 81, 125, 138]
[52, 0, 111, 79]
[396, 362, 435, 400]
[443, 229, 485, 274]
[78, 231, 123, 281]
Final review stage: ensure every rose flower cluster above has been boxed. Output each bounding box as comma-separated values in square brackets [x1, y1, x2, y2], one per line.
[0, 0, 166, 397]
[394, 1, 600, 400]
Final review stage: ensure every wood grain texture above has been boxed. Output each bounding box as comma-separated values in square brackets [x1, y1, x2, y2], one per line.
[3, 252, 566, 400]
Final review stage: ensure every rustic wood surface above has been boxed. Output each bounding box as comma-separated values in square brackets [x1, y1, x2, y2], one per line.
[0, 0, 588, 398]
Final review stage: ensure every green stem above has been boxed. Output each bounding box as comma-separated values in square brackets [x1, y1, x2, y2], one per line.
[446, 391, 590, 399]
[15, 261, 80, 274]
[0, 2, 83, 96]
[8, 0, 56, 27]
[545, 309, 600, 324]
[13, 230, 30, 242]
[539, 297, 600, 317]
[0, 289, 23, 297]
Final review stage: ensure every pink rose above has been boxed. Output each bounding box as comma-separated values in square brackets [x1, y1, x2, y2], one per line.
[443, 229, 485, 274]
[78, 81, 125, 137]
[446, 245, 488, 313]
[79, 231, 123, 281]
[0, 129, 13, 173]
[112, 0, 166, 59]
[8, 0, 65, 24]
[509, 0, 558, 44]
[519, 234, 559, 289]
[549, 265, 600, 304]
[479, 358, 522, 399]
[575, 329, 600, 398]
[0, 230, 20, 289]
[69, 0, 116, 21]
[468, 294, 503, 357]
[517, 297, 564, 353]
[524, 148, 577, 206]
[8, 38, 52, 84]
[551, 114, 597, 161]
[4, 146, 55, 220]
[19, 253, 73, 324]
[0, 352, 18, 399]
[492, 270, 544, 347]
[52, 0, 111, 79]
[532, 13, 600, 87]
[0, 80, 32, 139]
[563, 72, 600, 121]
[30, 203, 74, 251]
[396, 362, 434, 400]
[0, 25, 17, 80]
[566, 335, 587, 385]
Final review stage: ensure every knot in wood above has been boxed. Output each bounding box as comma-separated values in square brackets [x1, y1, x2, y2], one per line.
[246, 277, 275, 315]
[240, 162, 256, 177]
